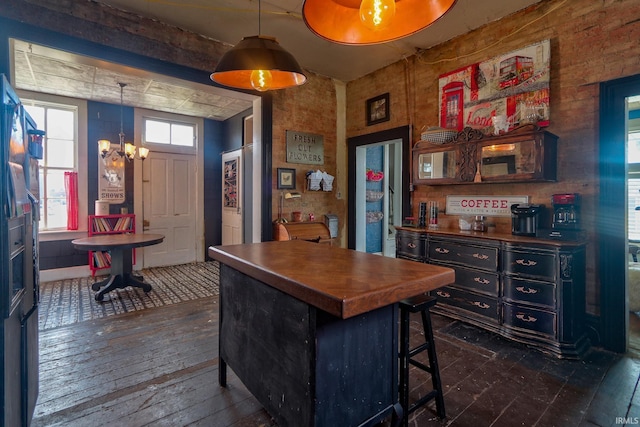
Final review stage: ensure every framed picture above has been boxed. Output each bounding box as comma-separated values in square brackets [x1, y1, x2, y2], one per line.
[366, 93, 390, 126]
[277, 168, 296, 189]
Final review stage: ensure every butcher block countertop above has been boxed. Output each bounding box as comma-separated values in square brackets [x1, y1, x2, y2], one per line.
[208, 240, 454, 319]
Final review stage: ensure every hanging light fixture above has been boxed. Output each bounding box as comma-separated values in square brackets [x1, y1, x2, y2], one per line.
[210, 1, 306, 91]
[302, 0, 458, 45]
[98, 83, 149, 161]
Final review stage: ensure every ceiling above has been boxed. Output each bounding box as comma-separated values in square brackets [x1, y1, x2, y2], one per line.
[12, 0, 543, 120]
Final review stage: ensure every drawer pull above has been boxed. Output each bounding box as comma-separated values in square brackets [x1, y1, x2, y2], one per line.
[516, 313, 538, 323]
[473, 253, 489, 260]
[516, 259, 537, 267]
[474, 277, 490, 285]
[435, 247, 450, 254]
[471, 301, 490, 309]
[436, 291, 450, 298]
[515, 286, 538, 294]
[407, 242, 416, 249]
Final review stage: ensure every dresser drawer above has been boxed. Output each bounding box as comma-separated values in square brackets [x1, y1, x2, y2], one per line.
[450, 265, 499, 297]
[429, 239, 499, 271]
[503, 276, 556, 309]
[503, 302, 556, 338]
[433, 286, 499, 323]
[503, 249, 556, 281]
[396, 231, 427, 260]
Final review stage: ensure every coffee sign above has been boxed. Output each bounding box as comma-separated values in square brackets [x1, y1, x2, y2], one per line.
[286, 130, 324, 165]
[446, 195, 529, 217]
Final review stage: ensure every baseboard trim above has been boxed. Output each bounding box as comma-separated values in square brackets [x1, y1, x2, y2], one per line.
[40, 265, 95, 282]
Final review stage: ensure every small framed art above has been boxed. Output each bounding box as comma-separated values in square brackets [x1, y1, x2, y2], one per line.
[277, 168, 296, 189]
[366, 93, 390, 126]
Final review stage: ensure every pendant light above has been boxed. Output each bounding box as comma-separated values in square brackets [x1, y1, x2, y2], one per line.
[302, 0, 458, 45]
[210, 1, 306, 91]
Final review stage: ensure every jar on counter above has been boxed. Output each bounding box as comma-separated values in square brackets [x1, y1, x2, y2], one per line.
[472, 215, 486, 232]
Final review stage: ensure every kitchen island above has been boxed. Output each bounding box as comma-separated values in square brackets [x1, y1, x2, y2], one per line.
[208, 240, 454, 427]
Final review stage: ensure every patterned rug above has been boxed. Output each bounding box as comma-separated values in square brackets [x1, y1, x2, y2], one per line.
[38, 261, 219, 330]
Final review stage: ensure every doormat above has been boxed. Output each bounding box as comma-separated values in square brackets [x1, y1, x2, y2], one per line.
[38, 261, 219, 330]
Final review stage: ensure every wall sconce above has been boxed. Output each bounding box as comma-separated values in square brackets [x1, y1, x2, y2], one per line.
[98, 83, 149, 161]
[302, 0, 457, 45]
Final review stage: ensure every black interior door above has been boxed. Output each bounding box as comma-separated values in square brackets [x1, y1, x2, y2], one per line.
[599, 74, 640, 352]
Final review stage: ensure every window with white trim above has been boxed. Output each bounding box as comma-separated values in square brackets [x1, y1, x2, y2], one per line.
[20, 93, 88, 233]
[628, 95, 640, 241]
[144, 118, 196, 148]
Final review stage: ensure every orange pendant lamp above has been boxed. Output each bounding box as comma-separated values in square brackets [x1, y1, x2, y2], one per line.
[302, 0, 458, 45]
[211, 1, 306, 91]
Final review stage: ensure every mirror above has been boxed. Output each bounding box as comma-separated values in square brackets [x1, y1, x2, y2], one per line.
[481, 140, 535, 177]
[417, 150, 456, 180]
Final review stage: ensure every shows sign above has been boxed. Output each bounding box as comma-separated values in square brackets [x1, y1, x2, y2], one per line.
[98, 152, 125, 203]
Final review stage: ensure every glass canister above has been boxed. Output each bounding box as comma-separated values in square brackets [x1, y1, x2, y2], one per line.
[428, 201, 439, 229]
[472, 215, 486, 232]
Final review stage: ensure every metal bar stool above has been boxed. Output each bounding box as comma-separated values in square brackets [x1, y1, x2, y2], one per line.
[399, 294, 446, 425]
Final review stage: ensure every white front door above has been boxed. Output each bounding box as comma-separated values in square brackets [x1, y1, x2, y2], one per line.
[221, 149, 243, 245]
[142, 151, 198, 267]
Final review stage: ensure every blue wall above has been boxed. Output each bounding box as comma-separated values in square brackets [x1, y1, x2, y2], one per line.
[0, 16, 239, 269]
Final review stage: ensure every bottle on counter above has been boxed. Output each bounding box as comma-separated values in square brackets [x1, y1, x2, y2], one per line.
[428, 201, 439, 229]
[472, 215, 486, 232]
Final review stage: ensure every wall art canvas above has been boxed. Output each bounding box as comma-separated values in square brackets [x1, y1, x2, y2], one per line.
[438, 40, 550, 134]
[223, 157, 238, 208]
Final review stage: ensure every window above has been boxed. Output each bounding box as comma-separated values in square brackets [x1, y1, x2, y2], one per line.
[628, 96, 640, 240]
[144, 118, 195, 148]
[629, 130, 640, 240]
[20, 93, 88, 233]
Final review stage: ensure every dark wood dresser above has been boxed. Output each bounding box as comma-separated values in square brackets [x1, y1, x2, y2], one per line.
[396, 227, 589, 359]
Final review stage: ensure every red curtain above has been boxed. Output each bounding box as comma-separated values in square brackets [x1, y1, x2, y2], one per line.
[64, 171, 79, 230]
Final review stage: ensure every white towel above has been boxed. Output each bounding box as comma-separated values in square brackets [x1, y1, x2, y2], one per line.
[321, 172, 334, 192]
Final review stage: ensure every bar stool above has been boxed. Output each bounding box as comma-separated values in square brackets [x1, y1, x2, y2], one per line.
[399, 294, 446, 425]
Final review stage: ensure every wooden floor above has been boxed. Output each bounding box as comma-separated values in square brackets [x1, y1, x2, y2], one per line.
[33, 295, 640, 427]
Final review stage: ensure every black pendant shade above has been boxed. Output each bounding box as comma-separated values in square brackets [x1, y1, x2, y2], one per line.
[210, 35, 307, 91]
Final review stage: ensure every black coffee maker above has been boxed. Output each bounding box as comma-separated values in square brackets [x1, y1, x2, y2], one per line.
[511, 204, 545, 236]
[536, 193, 581, 240]
[551, 193, 580, 230]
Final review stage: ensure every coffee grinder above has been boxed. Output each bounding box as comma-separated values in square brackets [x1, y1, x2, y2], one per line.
[537, 193, 581, 240]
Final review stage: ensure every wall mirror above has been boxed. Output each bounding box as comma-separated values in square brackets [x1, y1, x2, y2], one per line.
[481, 140, 535, 177]
[417, 150, 456, 180]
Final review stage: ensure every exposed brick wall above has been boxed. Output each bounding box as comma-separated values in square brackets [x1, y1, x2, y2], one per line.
[346, 0, 640, 312]
[271, 76, 346, 246]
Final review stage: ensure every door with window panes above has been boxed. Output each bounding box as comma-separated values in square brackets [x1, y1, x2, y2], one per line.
[140, 115, 198, 267]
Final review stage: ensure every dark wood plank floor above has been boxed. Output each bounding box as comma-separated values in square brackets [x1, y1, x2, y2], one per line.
[33, 295, 640, 427]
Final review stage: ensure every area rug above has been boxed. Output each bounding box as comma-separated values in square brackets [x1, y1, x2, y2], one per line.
[38, 261, 219, 330]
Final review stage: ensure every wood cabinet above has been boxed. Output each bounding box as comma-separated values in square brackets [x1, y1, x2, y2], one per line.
[272, 221, 333, 244]
[396, 228, 589, 358]
[87, 214, 135, 276]
[412, 125, 557, 185]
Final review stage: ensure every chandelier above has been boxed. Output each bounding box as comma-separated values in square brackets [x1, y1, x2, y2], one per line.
[98, 83, 149, 161]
